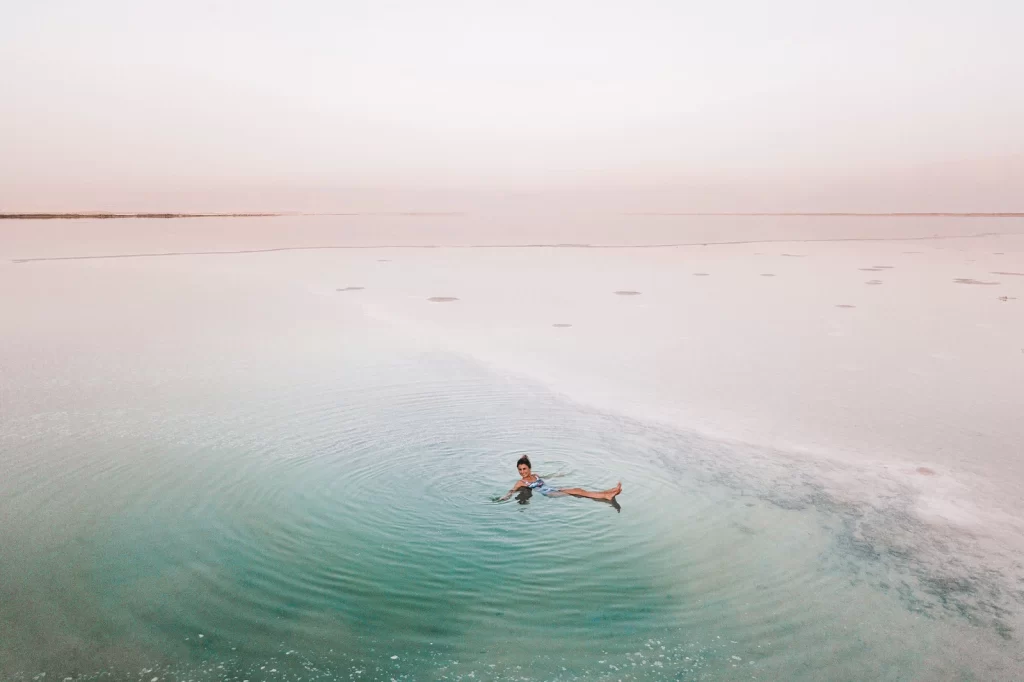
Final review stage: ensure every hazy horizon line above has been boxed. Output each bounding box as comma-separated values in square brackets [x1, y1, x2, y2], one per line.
[4, 211, 1024, 220]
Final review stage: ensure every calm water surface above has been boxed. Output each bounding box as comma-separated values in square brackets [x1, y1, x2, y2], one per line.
[1, 233, 1021, 680]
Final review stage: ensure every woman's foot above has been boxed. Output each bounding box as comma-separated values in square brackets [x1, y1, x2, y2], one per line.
[599, 482, 622, 500]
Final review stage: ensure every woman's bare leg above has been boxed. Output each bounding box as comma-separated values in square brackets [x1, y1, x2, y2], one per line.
[560, 482, 621, 501]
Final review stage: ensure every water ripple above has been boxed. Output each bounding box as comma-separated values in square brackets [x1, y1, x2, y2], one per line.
[2, 354, 1020, 679]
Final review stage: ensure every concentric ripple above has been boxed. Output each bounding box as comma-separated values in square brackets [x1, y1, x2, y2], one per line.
[1, 350, 1018, 680]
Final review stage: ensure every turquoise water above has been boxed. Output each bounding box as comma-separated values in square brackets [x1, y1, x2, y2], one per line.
[1, 272, 1020, 680]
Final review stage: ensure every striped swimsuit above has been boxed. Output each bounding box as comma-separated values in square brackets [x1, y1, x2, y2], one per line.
[524, 476, 559, 496]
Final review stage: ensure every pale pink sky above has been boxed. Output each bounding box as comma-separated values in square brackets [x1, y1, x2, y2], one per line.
[1, 0, 1022, 211]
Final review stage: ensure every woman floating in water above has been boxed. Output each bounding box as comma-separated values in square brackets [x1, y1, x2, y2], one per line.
[500, 455, 621, 502]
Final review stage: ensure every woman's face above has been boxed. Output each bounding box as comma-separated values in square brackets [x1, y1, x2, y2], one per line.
[518, 463, 532, 478]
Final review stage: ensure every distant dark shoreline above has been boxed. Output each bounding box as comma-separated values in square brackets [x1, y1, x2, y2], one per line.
[2, 211, 1021, 220]
[0, 213, 282, 220]
[0, 212, 464, 220]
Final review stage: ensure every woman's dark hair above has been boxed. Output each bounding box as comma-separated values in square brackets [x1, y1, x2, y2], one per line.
[517, 455, 532, 469]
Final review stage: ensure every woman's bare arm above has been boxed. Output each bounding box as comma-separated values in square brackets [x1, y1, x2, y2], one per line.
[499, 479, 524, 501]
